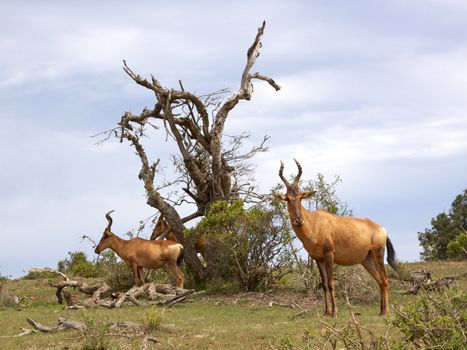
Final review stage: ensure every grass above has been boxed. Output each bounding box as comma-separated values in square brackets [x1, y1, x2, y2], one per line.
[0, 260, 465, 349]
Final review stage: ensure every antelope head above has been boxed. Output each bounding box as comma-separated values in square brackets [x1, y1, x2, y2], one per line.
[94, 210, 115, 254]
[273, 159, 315, 227]
[150, 216, 170, 240]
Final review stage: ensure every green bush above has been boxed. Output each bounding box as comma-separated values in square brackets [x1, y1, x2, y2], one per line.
[189, 200, 295, 291]
[391, 289, 467, 349]
[274, 288, 466, 349]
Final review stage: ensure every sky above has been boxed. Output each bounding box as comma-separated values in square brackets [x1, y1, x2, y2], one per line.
[1, 1, 466, 278]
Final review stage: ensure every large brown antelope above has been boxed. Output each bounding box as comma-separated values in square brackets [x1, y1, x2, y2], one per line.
[94, 210, 184, 288]
[273, 160, 399, 317]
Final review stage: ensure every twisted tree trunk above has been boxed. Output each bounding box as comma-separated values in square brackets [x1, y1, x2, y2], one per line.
[100, 22, 280, 283]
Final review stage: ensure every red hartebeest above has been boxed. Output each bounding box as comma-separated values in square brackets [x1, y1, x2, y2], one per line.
[95, 210, 184, 288]
[150, 216, 207, 261]
[273, 160, 399, 317]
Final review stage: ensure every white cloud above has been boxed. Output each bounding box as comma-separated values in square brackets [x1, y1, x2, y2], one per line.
[1, 1, 467, 276]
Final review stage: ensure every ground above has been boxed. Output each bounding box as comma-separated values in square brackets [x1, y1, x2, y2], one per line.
[0, 260, 465, 349]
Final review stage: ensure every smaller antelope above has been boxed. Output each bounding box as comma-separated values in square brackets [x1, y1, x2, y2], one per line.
[274, 160, 399, 317]
[95, 210, 184, 288]
[151, 216, 207, 261]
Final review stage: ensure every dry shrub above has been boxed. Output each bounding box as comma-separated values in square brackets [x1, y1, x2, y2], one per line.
[333, 265, 379, 303]
[80, 312, 117, 350]
[0, 277, 18, 308]
[275, 297, 392, 350]
[295, 264, 380, 304]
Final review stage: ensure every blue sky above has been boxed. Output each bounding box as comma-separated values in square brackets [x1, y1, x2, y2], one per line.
[1, 1, 466, 277]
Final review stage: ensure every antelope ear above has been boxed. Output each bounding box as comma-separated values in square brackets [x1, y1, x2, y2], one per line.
[104, 230, 112, 237]
[301, 191, 316, 199]
[272, 192, 287, 201]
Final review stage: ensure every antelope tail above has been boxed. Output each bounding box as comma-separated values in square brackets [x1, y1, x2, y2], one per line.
[386, 238, 400, 274]
[176, 245, 184, 267]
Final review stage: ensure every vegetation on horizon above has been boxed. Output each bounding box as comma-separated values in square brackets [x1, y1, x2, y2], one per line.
[418, 189, 467, 260]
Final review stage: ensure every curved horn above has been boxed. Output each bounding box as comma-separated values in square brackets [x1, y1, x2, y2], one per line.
[278, 161, 291, 188]
[293, 159, 303, 185]
[105, 210, 115, 230]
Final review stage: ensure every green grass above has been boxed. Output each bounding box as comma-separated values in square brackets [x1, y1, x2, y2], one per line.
[0, 260, 465, 349]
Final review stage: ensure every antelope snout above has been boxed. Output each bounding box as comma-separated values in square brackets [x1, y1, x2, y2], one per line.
[295, 218, 303, 227]
[94, 247, 100, 254]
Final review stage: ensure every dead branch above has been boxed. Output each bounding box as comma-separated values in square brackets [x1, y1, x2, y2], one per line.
[402, 270, 458, 295]
[141, 335, 158, 350]
[51, 279, 110, 305]
[268, 301, 296, 308]
[26, 317, 86, 333]
[50, 278, 194, 309]
[158, 289, 195, 307]
[345, 295, 366, 350]
[8, 328, 38, 337]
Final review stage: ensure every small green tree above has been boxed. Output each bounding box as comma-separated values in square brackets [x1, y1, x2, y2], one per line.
[418, 189, 467, 260]
[301, 173, 352, 216]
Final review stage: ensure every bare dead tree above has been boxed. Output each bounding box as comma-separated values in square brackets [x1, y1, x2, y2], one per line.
[98, 21, 280, 282]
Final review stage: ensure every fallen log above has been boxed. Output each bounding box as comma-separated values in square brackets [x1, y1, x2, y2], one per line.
[158, 289, 195, 307]
[8, 319, 158, 350]
[53, 280, 110, 305]
[26, 317, 86, 333]
[30, 267, 195, 309]
[62, 282, 194, 308]
[10, 317, 152, 342]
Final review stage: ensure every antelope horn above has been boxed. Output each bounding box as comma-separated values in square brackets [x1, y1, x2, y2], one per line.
[279, 161, 291, 188]
[293, 158, 303, 185]
[105, 210, 115, 230]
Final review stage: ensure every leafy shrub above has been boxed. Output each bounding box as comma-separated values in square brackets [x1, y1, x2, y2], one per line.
[275, 290, 466, 349]
[391, 289, 467, 349]
[189, 200, 296, 291]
